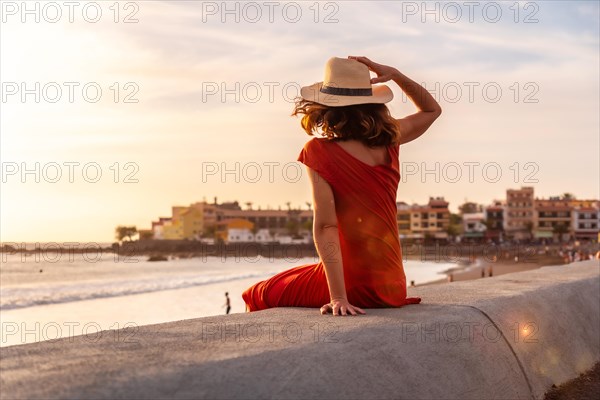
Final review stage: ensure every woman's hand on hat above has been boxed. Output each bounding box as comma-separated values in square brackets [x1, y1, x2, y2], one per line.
[320, 297, 366, 316]
[348, 56, 399, 84]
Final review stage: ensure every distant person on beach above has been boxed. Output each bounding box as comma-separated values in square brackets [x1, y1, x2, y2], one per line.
[223, 292, 231, 314]
[242, 56, 442, 316]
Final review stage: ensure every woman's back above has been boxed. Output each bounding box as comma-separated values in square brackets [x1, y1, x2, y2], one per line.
[333, 139, 392, 167]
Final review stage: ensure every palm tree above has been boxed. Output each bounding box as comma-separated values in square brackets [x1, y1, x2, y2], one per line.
[245, 201, 253, 210]
[305, 201, 312, 210]
[285, 201, 292, 211]
[115, 226, 137, 243]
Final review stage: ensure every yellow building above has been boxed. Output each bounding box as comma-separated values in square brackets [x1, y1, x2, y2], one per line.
[396, 198, 450, 239]
[162, 206, 187, 239]
[180, 204, 205, 240]
[151, 200, 313, 241]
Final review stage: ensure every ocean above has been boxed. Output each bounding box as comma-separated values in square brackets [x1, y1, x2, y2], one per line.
[0, 253, 454, 347]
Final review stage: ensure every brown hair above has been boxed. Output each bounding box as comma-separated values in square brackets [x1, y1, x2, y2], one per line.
[291, 98, 401, 147]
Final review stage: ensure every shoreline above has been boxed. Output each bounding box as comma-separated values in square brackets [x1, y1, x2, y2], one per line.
[415, 253, 574, 286]
[3, 241, 596, 262]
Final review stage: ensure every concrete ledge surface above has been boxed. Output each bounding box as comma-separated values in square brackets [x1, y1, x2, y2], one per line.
[1, 260, 598, 400]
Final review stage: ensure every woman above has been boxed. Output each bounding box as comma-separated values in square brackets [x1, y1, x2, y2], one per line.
[242, 56, 442, 316]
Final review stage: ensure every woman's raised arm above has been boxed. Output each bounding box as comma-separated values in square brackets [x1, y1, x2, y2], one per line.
[348, 56, 442, 145]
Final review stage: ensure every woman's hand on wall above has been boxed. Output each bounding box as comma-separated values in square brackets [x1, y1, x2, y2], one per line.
[320, 298, 366, 316]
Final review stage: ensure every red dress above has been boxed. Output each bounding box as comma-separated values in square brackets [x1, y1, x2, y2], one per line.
[242, 137, 422, 311]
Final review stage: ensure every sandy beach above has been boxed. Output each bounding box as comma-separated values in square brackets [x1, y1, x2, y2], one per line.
[417, 253, 571, 286]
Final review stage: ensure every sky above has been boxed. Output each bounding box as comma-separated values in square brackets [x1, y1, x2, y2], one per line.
[1, 0, 599, 243]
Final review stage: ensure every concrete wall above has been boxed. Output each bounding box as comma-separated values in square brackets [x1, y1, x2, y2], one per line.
[1, 260, 598, 399]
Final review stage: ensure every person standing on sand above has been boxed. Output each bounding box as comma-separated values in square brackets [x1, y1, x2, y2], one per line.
[223, 292, 231, 314]
[242, 56, 442, 316]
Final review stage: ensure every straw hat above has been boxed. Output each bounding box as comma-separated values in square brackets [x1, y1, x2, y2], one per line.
[300, 57, 393, 107]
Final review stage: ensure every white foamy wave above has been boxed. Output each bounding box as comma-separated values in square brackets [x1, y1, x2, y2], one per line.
[0, 271, 280, 310]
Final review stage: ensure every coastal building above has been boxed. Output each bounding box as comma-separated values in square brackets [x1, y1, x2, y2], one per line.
[484, 200, 505, 242]
[396, 202, 412, 238]
[137, 229, 154, 240]
[400, 197, 450, 240]
[505, 186, 535, 240]
[162, 206, 189, 240]
[534, 197, 572, 242]
[570, 200, 599, 241]
[139, 193, 598, 245]
[462, 212, 487, 241]
[218, 208, 312, 234]
[458, 202, 483, 214]
[180, 204, 205, 240]
[151, 217, 171, 240]
[254, 228, 277, 243]
[221, 218, 255, 243]
[184, 201, 223, 238]
[146, 199, 313, 243]
[148, 199, 314, 243]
